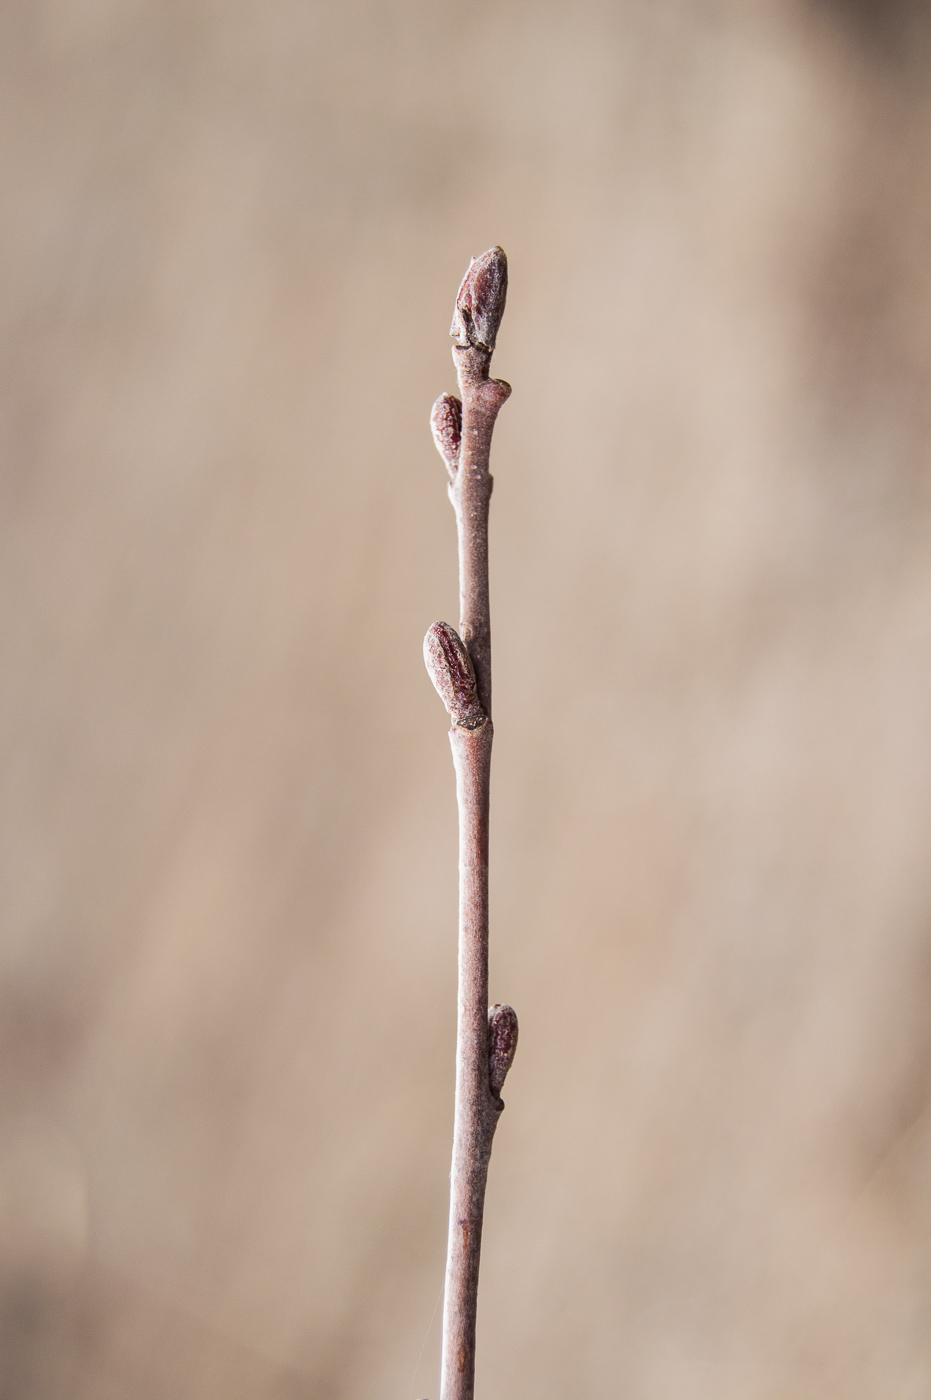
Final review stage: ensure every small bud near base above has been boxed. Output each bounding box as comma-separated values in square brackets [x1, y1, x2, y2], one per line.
[430, 393, 462, 475]
[488, 1004, 518, 1096]
[423, 622, 486, 730]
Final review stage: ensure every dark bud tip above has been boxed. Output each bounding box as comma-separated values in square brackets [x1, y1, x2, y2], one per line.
[488, 1004, 518, 1096]
[450, 246, 508, 353]
[423, 622, 486, 729]
[430, 393, 462, 475]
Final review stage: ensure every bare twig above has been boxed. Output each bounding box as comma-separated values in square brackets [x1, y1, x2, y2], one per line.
[424, 248, 518, 1400]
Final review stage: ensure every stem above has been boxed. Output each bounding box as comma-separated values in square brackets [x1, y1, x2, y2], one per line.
[452, 347, 510, 721]
[424, 250, 516, 1400]
[442, 719, 497, 1400]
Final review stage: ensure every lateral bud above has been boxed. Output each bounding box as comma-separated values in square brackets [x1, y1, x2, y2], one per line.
[423, 622, 486, 730]
[488, 1004, 518, 1096]
[450, 246, 508, 353]
[430, 393, 462, 475]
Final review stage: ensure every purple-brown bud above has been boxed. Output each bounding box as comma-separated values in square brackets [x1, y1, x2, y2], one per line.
[423, 622, 486, 729]
[450, 246, 508, 353]
[488, 1003, 518, 1096]
[430, 393, 462, 475]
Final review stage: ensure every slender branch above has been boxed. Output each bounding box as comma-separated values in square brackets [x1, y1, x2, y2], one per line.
[424, 248, 518, 1400]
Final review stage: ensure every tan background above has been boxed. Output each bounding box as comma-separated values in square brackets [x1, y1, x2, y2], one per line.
[3, 0, 931, 1396]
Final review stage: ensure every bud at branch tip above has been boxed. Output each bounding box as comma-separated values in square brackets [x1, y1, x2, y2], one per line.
[450, 246, 508, 353]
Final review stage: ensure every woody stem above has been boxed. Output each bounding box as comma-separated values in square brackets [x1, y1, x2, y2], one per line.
[439, 347, 510, 1400]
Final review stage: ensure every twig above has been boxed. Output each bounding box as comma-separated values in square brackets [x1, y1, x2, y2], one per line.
[424, 248, 518, 1400]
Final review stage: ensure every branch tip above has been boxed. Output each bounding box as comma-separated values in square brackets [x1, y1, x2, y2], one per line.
[423, 622, 486, 730]
[450, 246, 508, 353]
[488, 1004, 518, 1096]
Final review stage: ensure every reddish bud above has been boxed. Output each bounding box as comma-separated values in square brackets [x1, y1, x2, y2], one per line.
[430, 393, 462, 474]
[450, 246, 508, 353]
[488, 1004, 518, 1096]
[423, 622, 486, 729]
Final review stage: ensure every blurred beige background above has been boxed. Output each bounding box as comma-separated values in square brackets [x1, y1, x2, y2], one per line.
[3, 0, 931, 1396]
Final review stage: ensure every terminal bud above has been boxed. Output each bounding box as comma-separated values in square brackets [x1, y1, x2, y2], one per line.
[451, 246, 508, 353]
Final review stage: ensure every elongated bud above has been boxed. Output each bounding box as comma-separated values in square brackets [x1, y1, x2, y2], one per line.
[423, 622, 486, 729]
[450, 246, 508, 353]
[430, 393, 462, 475]
[488, 1004, 518, 1096]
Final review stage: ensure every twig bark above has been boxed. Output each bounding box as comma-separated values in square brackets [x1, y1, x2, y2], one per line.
[423, 248, 518, 1400]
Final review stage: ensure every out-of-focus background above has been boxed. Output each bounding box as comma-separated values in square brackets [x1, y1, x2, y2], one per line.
[3, 0, 931, 1396]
